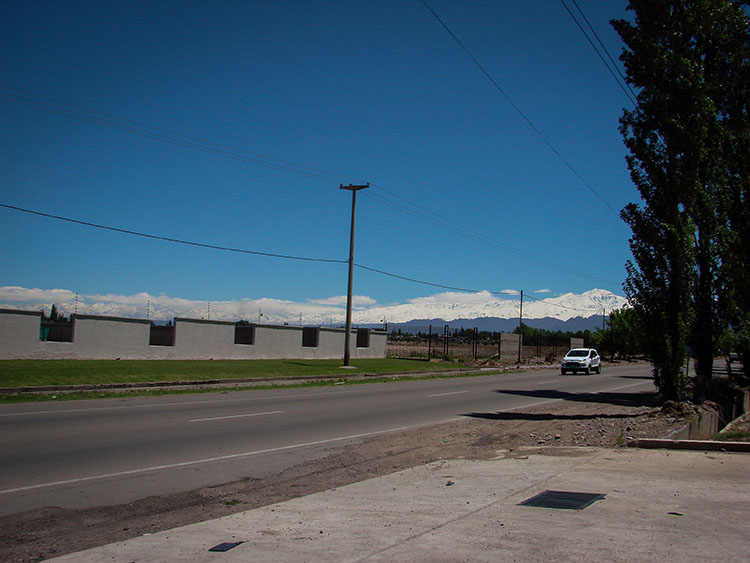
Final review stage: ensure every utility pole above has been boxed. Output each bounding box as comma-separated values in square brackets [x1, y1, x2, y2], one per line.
[517, 290, 524, 364]
[341, 183, 369, 367]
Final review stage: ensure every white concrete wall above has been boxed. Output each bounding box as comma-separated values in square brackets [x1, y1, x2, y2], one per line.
[74, 315, 151, 359]
[0, 309, 45, 358]
[0, 309, 386, 360]
[256, 325, 308, 359]
[570, 337, 585, 350]
[171, 318, 236, 359]
[498, 333, 521, 360]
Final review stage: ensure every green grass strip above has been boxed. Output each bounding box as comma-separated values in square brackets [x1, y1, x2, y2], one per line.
[0, 369, 508, 404]
[0, 358, 461, 388]
[712, 431, 750, 442]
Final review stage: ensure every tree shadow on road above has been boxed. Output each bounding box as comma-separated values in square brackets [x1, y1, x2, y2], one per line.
[616, 375, 654, 380]
[490, 388, 660, 408]
[462, 411, 644, 421]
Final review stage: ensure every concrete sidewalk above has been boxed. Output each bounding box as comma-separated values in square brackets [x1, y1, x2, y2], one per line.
[51, 447, 749, 562]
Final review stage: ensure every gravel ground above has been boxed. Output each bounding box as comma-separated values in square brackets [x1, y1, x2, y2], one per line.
[0, 389, 706, 562]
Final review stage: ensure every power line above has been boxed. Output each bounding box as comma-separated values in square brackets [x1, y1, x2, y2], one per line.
[523, 290, 602, 313]
[0, 202, 603, 313]
[354, 265, 604, 314]
[354, 263, 515, 296]
[0, 203, 347, 264]
[2, 85, 616, 284]
[420, 0, 618, 214]
[0, 86, 360, 186]
[569, 0, 636, 101]
[364, 188, 618, 285]
[560, 0, 638, 107]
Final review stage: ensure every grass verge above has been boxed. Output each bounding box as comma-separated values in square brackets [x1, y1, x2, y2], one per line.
[0, 358, 468, 388]
[0, 369, 508, 404]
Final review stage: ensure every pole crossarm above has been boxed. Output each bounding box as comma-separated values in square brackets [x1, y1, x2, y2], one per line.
[340, 183, 370, 192]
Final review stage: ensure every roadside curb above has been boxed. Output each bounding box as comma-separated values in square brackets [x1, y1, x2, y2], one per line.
[628, 438, 750, 452]
[0, 367, 495, 395]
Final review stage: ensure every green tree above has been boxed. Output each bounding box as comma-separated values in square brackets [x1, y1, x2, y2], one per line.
[606, 307, 643, 360]
[44, 304, 68, 323]
[612, 0, 749, 401]
[715, 2, 750, 378]
[588, 328, 608, 355]
[617, 148, 695, 400]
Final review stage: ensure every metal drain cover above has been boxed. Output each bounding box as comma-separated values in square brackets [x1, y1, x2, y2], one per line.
[518, 490, 605, 510]
[208, 541, 245, 552]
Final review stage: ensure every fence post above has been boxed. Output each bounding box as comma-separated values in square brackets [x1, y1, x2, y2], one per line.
[427, 325, 432, 360]
[473, 327, 478, 361]
[516, 290, 524, 364]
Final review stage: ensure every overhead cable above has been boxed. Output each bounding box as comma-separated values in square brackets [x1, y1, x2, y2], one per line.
[1, 85, 615, 284]
[0, 202, 604, 312]
[420, 0, 618, 214]
[0, 203, 347, 264]
[354, 263, 516, 296]
[0, 85, 359, 185]
[523, 290, 603, 313]
[560, 0, 638, 107]
[364, 188, 618, 285]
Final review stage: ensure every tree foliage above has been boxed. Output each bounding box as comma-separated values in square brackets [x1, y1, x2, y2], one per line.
[593, 307, 643, 361]
[612, 0, 750, 401]
[43, 304, 69, 323]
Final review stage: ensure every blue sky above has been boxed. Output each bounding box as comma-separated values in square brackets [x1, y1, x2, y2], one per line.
[1, 1, 637, 322]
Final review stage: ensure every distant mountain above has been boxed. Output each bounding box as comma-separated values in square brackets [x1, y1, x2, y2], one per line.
[0, 286, 626, 328]
[380, 314, 607, 334]
[355, 289, 626, 326]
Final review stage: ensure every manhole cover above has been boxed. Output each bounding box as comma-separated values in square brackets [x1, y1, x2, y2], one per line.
[518, 490, 605, 510]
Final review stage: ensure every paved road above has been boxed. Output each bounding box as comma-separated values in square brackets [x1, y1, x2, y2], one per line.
[0, 364, 654, 516]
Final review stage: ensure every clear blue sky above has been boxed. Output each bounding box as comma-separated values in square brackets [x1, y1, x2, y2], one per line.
[1, 1, 636, 315]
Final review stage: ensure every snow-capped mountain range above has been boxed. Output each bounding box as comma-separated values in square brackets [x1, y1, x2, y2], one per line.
[0, 286, 627, 327]
[353, 289, 627, 325]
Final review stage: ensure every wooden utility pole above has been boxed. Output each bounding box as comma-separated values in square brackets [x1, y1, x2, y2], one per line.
[341, 183, 369, 367]
[517, 290, 524, 364]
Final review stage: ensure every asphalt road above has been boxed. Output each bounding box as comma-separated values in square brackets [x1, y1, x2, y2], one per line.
[0, 364, 655, 516]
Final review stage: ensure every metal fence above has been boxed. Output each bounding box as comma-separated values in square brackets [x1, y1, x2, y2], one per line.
[386, 325, 579, 363]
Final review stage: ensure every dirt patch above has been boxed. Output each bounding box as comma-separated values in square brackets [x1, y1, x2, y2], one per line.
[1, 391, 696, 562]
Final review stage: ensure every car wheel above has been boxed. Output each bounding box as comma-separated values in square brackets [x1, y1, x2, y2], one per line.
[561, 369, 567, 375]
[595, 365, 601, 374]
[585, 366, 591, 375]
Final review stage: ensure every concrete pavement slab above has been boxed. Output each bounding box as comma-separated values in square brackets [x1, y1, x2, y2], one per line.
[50, 447, 749, 562]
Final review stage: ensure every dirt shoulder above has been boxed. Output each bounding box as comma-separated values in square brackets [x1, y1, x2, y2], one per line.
[2, 390, 695, 562]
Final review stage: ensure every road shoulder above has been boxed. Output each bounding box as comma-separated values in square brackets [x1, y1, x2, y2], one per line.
[2, 389, 693, 562]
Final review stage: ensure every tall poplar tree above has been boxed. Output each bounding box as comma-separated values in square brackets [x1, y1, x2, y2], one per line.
[715, 3, 750, 378]
[613, 0, 750, 401]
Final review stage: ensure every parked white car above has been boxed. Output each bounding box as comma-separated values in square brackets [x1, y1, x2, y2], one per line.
[561, 348, 601, 375]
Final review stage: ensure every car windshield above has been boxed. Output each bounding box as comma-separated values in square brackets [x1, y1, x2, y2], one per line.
[566, 350, 588, 357]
